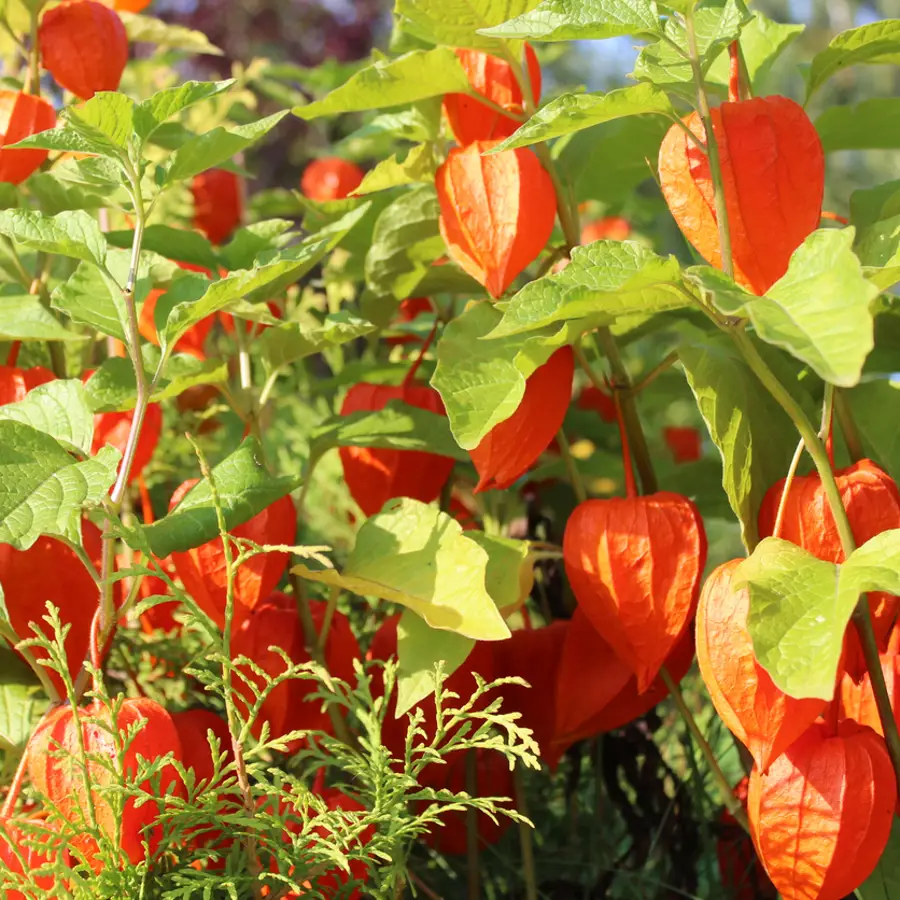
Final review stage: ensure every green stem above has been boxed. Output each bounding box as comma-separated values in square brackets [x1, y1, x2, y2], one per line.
[556, 430, 587, 504]
[633, 350, 680, 395]
[660, 666, 749, 832]
[513, 767, 538, 900]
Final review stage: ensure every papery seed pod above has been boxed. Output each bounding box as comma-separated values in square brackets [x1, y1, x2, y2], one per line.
[471, 346, 574, 492]
[696, 560, 825, 771]
[748, 721, 896, 900]
[659, 96, 824, 295]
[0, 523, 101, 696]
[192, 169, 242, 246]
[492, 620, 568, 760]
[0, 92, 56, 185]
[28, 697, 183, 869]
[840, 653, 900, 737]
[170, 709, 232, 788]
[436, 141, 557, 298]
[339, 382, 456, 517]
[39, 0, 128, 101]
[443, 45, 541, 146]
[169, 481, 296, 631]
[576, 383, 616, 423]
[0, 818, 69, 898]
[663, 425, 702, 464]
[581, 216, 631, 243]
[230, 592, 360, 751]
[300, 157, 364, 202]
[0, 364, 54, 405]
[386, 297, 433, 346]
[139, 286, 215, 360]
[93, 405, 162, 484]
[563, 491, 707, 690]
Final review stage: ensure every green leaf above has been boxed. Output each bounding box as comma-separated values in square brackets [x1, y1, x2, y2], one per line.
[396, 0, 543, 48]
[219, 220, 297, 272]
[130, 437, 297, 558]
[364, 185, 445, 309]
[806, 19, 900, 100]
[858, 816, 900, 900]
[134, 80, 236, 142]
[292, 498, 511, 641]
[26, 174, 108, 215]
[468, 532, 535, 612]
[310, 400, 469, 463]
[478, 0, 660, 41]
[0, 294, 82, 342]
[679, 335, 806, 549]
[256, 312, 377, 372]
[488, 241, 686, 339]
[741, 530, 900, 701]
[106, 225, 219, 273]
[294, 49, 471, 120]
[65, 92, 137, 149]
[847, 380, 900, 485]
[165, 111, 289, 184]
[697, 229, 878, 388]
[816, 99, 900, 152]
[0, 209, 107, 266]
[51, 261, 127, 342]
[0, 648, 45, 752]
[0, 380, 94, 455]
[489, 84, 673, 152]
[9, 126, 124, 160]
[120, 12, 224, 55]
[353, 143, 437, 195]
[0, 422, 119, 550]
[852, 180, 900, 232]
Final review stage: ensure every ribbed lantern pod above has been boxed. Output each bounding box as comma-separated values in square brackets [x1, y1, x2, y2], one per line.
[748, 721, 896, 900]
[581, 216, 631, 243]
[192, 169, 242, 246]
[436, 141, 557, 298]
[840, 653, 900, 738]
[300, 157, 364, 201]
[0, 92, 55, 184]
[28, 698, 183, 869]
[471, 345, 574, 492]
[0, 819, 69, 896]
[0, 364, 54, 404]
[168, 479, 296, 631]
[696, 560, 825, 771]
[443, 44, 541, 146]
[658, 93, 824, 295]
[39, 0, 129, 100]
[563, 405, 707, 691]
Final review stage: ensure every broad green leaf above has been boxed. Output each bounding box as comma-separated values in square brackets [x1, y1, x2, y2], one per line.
[0, 422, 119, 550]
[134, 80, 236, 142]
[856, 214, 900, 280]
[51, 261, 127, 342]
[293, 498, 511, 641]
[0, 380, 94, 455]
[396, 0, 543, 48]
[847, 380, 900, 485]
[364, 186, 445, 313]
[310, 400, 469, 463]
[852, 180, 900, 232]
[26, 174, 108, 215]
[679, 335, 805, 549]
[488, 241, 685, 339]
[294, 49, 471, 119]
[106, 225, 219, 273]
[256, 313, 377, 372]
[0, 209, 107, 266]
[165, 111, 289, 184]
[742, 530, 900, 700]
[479, 0, 660, 41]
[806, 19, 900, 100]
[120, 12, 223, 55]
[0, 648, 45, 752]
[816, 99, 900, 152]
[489, 84, 673, 152]
[469, 532, 535, 612]
[858, 816, 900, 900]
[353, 143, 437, 195]
[431, 301, 568, 450]
[65, 92, 137, 149]
[130, 437, 297, 558]
[219, 220, 297, 272]
[0, 295, 82, 342]
[697, 229, 878, 388]
[9, 126, 124, 160]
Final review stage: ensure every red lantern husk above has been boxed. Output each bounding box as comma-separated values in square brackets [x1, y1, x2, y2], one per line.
[0, 365, 55, 405]
[580, 216, 631, 243]
[663, 425, 702, 463]
[192, 169, 242, 246]
[300, 157, 364, 202]
[0, 92, 56, 184]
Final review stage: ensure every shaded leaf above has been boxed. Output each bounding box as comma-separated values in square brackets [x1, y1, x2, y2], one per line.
[51, 261, 127, 342]
[256, 312, 377, 372]
[0, 380, 94, 455]
[0, 209, 107, 266]
[0, 295, 82, 342]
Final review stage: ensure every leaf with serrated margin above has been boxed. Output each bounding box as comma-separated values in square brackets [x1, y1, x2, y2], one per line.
[106, 225, 219, 272]
[0, 422, 119, 550]
[134, 80, 235, 141]
[66, 92, 136, 149]
[52, 261, 127, 342]
[0, 380, 94, 455]
[479, 0, 659, 41]
[396, 0, 543, 49]
[0, 295, 82, 342]
[256, 312, 376, 372]
[0, 209, 106, 266]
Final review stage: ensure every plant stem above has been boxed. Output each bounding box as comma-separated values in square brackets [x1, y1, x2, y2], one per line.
[513, 767, 538, 900]
[633, 350, 680, 395]
[772, 438, 805, 541]
[660, 666, 749, 831]
[556, 430, 587, 503]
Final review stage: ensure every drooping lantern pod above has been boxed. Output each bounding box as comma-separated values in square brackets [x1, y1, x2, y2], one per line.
[471, 345, 574, 492]
[443, 44, 541, 146]
[230, 592, 360, 752]
[168, 480, 296, 631]
[436, 141, 557, 298]
[748, 721, 896, 900]
[581, 216, 631, 243]
[192, 169, 242, 246]
[300, 157, 364, 202]
[0, 523, 102, 697]
[39, 0, 129, 101]
[696, 560, 825, 772]
[28, 697, 183, 869]
[339, 381, 456, 517]
[386, 297, 433, 347]
[0, 92, 56, 185]
[0, 364, 54, 405]
[663, 425, 702, 464]
[0, 818, 70, 897]
[658, 93, 824, 295]
[840, 653, 900, 738]
[576, 383, 616, 423]
[170, 709, 233, 789]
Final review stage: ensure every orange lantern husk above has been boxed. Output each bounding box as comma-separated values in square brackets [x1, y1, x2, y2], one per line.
[696, 559, 825, 771]
[659, 96, 824, 295]
[192, 169, 242, 246]
[0, 818, 69, 895]
[0, 92, 56, 185]
[436, 140, 557, 298]
[840, 653, 900, 739]
[580, 216, 631, 243]
[663, 425, 702, 463]
[300, 157, 365, 202]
